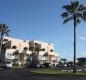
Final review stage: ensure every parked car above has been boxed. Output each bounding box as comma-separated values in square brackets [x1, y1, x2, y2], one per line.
[67, 63, 73, 67]
[43, 63, 52, 68]
[56, 63, 67, 67]
[27, 63, 45, 68]
[40, 64, 45, 68]
[66, 62, 74, 67]
[0, 62, 12, 68]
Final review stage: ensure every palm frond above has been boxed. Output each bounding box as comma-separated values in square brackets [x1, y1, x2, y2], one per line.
[61, 1, 86, 26]
[63, 16, 73, 24]
[83, 17, 86, 21]
[74, 1, 79, 9]
[76, 19, 81, 24]
[83, 11, 86, 17]
[76, 13, 82, 18]
[2, 24, 6, 28]
[7, 30, 10, 33]
[71, 1, 79, 11]
[0, 23, 10, 36]
[1, 32, 3, 37]
[82, 11, 86, 21]
[61, 12, 69, 18]
[78, 4, 86, 11]
[62, 5, 71, 12]
[6, 33, 9, 36]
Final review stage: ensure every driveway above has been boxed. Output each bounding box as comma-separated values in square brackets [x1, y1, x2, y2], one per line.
[0, 68, 86, 80]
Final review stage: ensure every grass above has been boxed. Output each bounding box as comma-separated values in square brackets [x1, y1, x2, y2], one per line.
[31, 68, 86, 76]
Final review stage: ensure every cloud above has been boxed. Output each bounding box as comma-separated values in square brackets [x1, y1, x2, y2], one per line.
[78, 36, 86, 40]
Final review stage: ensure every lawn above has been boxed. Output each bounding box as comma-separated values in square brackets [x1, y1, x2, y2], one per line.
[31, 68, 86, 75]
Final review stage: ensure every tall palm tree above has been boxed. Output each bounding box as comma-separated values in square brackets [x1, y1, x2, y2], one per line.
[61, 1, 86, 73]
[0, 23, 10, 62]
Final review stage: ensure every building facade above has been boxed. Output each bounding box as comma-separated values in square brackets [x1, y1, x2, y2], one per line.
[0, 37, 59, 66]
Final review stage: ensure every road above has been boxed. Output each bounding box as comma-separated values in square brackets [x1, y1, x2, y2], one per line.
[0, 68, 86, 80]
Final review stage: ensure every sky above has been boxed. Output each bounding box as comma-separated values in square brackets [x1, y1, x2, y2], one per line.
[0, 0, 86, 61]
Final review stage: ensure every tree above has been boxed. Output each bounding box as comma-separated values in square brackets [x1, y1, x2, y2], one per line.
[77, 57, 86, 66]
[29, 41, 35, 65]
[29, 41, 41, 65]
[0, 23, 10, 62]
[61, 58, 67, 64]
[34, 43, 41, 64]
[61, 1, 86, 73]
[43, 52, 48, 63]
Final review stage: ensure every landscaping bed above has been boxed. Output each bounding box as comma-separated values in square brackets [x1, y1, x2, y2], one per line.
[31, 68, 86, 76]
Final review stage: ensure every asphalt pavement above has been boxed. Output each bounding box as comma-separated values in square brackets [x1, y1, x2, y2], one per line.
[0, 68, 86, 80]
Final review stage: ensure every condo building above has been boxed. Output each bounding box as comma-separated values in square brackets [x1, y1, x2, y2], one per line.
[0, 37, 59, 66]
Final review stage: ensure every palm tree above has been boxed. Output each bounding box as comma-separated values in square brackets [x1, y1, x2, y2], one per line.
[0, 23, 10, 62]
[29, 41, 35, 64]
[61, 58, 67, 64]
[35, 43, 41, 64]
[61, 1, 86, 73]
[29, 42, 41, 65]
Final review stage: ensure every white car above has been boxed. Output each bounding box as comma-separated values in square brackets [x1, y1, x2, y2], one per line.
[56, 64, 67, 67]
[0, 62, 12, 68]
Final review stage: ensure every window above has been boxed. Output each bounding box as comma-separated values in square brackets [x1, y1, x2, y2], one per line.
[4, 39, 8, 41]
[23, 47, 28, 50]
[41, 48, 45, 51]
[50, 49, 53, 52]
[12, 45, 17, 49]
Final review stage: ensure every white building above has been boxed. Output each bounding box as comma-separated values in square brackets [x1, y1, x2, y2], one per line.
[0, 37, 59, 66]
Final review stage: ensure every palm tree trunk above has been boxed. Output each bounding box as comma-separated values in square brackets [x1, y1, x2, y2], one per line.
[37, 50, 39, 64]
[0, 36, 4, 62]
[31, 48, 35, 65]
[73, 15, 77, 73]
